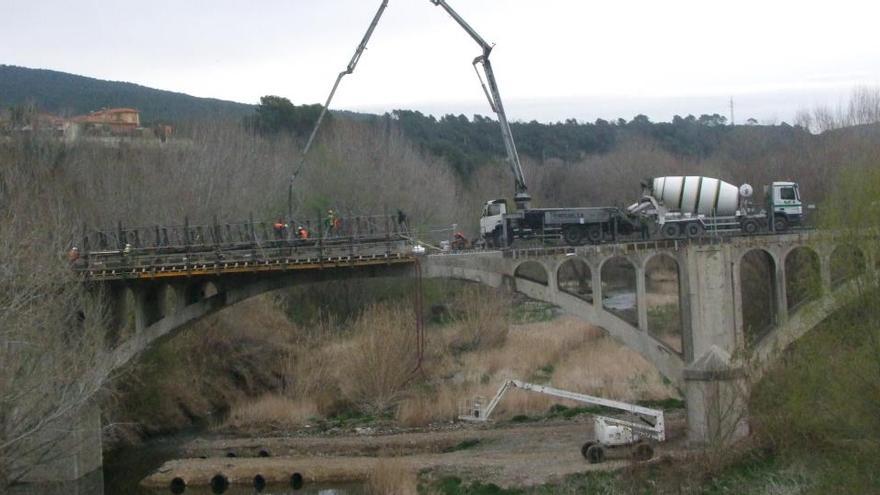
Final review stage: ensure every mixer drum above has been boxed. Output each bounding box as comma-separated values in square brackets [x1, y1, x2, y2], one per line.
[651, 176, 740, 216]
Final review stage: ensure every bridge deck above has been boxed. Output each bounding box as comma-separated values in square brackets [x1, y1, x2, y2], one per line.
[73, 215, 416, 281]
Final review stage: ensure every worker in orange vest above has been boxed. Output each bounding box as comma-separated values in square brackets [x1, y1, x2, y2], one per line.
[273, 217, 287, 240]
[297, 225, 309, 240]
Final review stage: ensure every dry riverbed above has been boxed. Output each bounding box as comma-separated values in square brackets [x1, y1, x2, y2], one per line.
[143, 412, 687, 490]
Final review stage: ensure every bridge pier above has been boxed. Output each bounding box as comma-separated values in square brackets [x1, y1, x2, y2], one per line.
[680, 244, 750, 445]
[683, 347, 749, 445]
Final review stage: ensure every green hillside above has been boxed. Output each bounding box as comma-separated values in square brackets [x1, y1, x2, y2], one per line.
[0, 65, 253, 123]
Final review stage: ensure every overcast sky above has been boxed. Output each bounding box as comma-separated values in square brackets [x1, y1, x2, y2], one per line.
[3, 0, 879, 123]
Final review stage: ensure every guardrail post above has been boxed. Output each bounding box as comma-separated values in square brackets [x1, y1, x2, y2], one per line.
[384, 209, 391, 254]
[317, 212, 324, 262]
[212, 215, 220, 247]
[81, 223, 89, 255]
[184, 216, 190, 254]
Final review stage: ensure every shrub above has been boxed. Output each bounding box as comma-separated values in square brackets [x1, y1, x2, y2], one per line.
[337, 305, 420, 415]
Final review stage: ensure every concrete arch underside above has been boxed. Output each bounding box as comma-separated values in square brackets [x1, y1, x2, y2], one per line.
[424, 251, 686, 388]
[105, 263, 414, 375]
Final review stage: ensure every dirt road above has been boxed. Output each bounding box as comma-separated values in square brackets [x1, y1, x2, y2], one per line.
[143, 413, 686, 489]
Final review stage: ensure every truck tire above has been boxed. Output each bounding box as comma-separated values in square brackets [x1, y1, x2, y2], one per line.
[741, 219, 759, 234]
[580, 441, 595, 460]
[685, 222, 703, 238]
[661, 223, 679, 239]
[585, 444, 605, 464]
[773, 215, 789, 232]
[485, 229, 501, 248]
[632, 442, 654, 461]
[562, 226, 586, 246]
[586, 224, 603, 243]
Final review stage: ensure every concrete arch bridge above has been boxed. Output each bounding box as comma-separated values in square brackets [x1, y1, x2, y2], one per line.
[32, 224, 875, 488]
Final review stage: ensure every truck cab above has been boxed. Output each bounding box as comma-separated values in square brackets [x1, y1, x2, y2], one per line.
[480, 199, 508, 245]
[767, 182, 803, 231]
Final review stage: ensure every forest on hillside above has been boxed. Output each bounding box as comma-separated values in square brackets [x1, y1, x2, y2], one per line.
[0, 65, 254, 123]
[246, 90, 880, 215]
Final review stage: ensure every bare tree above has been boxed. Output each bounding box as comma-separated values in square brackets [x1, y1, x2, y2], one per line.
[0, 140, 109, 486]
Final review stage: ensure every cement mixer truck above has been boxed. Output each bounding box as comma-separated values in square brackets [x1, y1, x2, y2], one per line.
[627, 176, 804, 238]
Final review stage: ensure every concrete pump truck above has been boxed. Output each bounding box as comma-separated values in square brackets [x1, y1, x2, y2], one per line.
[427, 1, 638, 247]
[294, 0, 637, 248]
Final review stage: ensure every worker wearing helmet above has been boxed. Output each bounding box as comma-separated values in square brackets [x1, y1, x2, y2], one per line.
[68, 246, 80, 264]
[326, 209, 341, 234]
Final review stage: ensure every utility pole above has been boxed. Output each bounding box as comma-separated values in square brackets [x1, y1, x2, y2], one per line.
[729, 97, 735, 126]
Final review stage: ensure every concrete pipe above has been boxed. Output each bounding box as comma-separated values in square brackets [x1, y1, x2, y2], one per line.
[290, 472, 304, 490]
[210, 474, 229, 494]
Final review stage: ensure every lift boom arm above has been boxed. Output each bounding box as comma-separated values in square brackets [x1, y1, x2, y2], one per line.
[469, 380, 666, 442]
[429, 0, 531, 209]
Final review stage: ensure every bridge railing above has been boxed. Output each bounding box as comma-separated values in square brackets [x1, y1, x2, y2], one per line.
[73, 214, 413, 275]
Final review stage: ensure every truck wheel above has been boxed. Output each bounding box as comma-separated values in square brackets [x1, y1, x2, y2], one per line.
[580, 441, 595, 460]
[562, 226, 585, 246]
[585, 444, 605, 464]
[632, 442, 654, 461]
[741, 219, 759, 234]
[484, 230, 499, 248]
[773, 215, 789, 232]
[661, 223, 679, 239]
[685, 222, 703, 238]
[586, 225, 603, 243]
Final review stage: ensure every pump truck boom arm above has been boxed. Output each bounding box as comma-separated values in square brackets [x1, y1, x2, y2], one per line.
[288, 0, 389, 218]
[429, 0, 531, 210]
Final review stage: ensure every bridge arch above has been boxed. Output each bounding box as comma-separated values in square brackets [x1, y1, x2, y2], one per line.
[830, 244, 866, 288]
[514, 260, 549, 286]
[600, 255, 638, 327]
[643, 253, 683, 355]
[784, 246, 821, 313]
[739, 248, 779, 346]
[556, 257, 593, 303]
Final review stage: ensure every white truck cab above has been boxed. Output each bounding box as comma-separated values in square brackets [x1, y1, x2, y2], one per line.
[767, 181, 803, 231]
[480, 199, 507, 245]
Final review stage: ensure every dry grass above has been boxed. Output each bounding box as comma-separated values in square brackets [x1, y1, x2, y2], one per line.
[396, 316, 677, 424]
[336, 305, 420, 415]
[396, 387, 461, 427]
[366, 458, 418, 495]
[224, 394, 318, 429]
[213, 300, 678, 431]
[446, 286, 511, 352]
[553, 338, 676, 402]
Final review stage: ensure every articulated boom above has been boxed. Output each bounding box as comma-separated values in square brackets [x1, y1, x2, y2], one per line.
[462, 379, 666, 443]
[429, 0, 531, 209]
